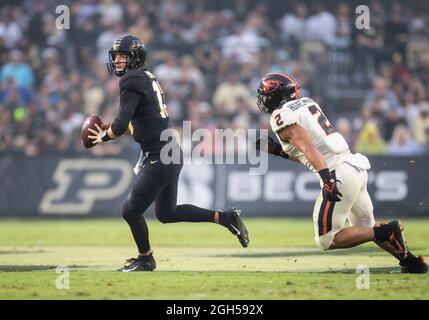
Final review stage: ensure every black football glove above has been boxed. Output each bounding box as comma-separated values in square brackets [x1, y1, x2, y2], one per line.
[255, 136, 289, 159]
[318, 168, 342, 202]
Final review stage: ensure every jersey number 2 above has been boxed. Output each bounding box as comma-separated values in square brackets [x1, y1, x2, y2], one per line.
[152, 81, 169, 118]
[275, 114, 284, 127]
[308, 105, 335, 135]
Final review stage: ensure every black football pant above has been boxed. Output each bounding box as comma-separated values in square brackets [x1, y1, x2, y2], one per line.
[122, 158, 216, 254]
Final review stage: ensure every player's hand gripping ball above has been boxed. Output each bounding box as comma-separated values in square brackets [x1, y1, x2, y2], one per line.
[81, 114, 104, 149]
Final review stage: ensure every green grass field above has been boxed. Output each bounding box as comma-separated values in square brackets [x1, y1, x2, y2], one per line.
[0, 218, 428, 300]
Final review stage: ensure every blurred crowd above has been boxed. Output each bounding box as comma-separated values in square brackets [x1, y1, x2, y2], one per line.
[0, 0, 429, 157]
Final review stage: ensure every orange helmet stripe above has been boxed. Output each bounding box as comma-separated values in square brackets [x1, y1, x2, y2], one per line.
[269, 72, 299, 98]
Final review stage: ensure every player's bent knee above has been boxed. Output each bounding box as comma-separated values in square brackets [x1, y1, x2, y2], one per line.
[156, 212, 177, 224]
[155, 206, 177, 224]
[351, 217, 375, 229]
[121, 201, 142, 221]
[156, 216, 173, 224]
[315, 233, 336, 251]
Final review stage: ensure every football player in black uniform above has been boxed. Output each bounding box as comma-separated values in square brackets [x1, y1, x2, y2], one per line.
[88, 35, 249, 272]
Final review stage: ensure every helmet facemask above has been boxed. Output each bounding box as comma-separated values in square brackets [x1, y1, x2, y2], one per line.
[107, 51, 130, 77]
[106, 36, 147, 77]
[257, 79, 286, 113]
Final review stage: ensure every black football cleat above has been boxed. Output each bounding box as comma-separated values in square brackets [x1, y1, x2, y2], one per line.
[220, 208, 249, 248]
[400, 255, 428, 274]
[118, 254, 156, 272]
[386, 220, 407, 260]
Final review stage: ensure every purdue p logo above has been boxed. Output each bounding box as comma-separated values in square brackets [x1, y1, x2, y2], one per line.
[39, 159, 133, 215]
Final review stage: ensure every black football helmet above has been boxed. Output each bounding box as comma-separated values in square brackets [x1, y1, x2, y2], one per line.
[256, 72, 300, 113]
[107, 35, 147, 77]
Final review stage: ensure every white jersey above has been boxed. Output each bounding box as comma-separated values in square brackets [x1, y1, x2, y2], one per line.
[269, 97, 375, 250]
[269, 97, 350, 173]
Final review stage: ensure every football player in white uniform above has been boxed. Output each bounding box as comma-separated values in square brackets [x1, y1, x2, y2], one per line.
[256, 72, 427, 273]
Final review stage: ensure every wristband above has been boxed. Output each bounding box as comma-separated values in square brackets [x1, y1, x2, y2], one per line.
[270, 141, 289, 159]
[318, 168, 331, 182]
[101, 130, 112, 142]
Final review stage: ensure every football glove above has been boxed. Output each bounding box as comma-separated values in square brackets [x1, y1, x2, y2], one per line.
[318, 168, 342, 202]
[255, 136, 289, 159]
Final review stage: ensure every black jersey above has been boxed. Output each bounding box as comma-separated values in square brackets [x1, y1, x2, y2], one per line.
[111, 68, 169, 156]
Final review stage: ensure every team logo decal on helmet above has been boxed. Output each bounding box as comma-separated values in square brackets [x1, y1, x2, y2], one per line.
[107, 35, 147, 77]
[257, 72, 300, 113]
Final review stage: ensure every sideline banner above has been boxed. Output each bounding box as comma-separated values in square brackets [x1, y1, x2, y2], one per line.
[0, 153, 427, 217]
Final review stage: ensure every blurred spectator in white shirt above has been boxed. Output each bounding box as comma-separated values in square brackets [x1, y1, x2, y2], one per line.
[363, 77, 401, 113]
[413, 103, 429, 144]
[178, 55, 205, 93]
[99, 0, 124, 26]
[388, 124, 423, 155]
[213, 73, 251, 118]
[220, 16, 269, 65]
[96, 23, 125, 64]
[333, 2, 352, 48]
[0, 7, 22, 49]
[335, 117, 356, 151]
[281, 3, 308, 43]
[154, 53, 181, 90]
[305, 2, 337, 45]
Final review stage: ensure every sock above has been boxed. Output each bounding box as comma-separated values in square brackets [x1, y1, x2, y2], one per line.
[218, 211, 230, 227]
[125, 216, 151, 254]
[138, 253, 154, 260]
[139, 249, 153, 258]
[165, 204, 216, 223]
[373, 224, 391, 242]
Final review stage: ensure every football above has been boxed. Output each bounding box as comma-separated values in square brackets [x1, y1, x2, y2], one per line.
[81, 114, 103, 149]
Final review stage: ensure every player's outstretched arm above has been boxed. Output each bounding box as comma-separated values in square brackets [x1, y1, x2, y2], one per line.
[277, 124, 342, 202]
[255, 136, 300, 163]
[277, 124, 326, 170]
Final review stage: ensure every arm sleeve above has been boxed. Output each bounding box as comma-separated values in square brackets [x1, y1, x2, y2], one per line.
[270, 107, 299, 133]
[111, 77, 142, 136]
